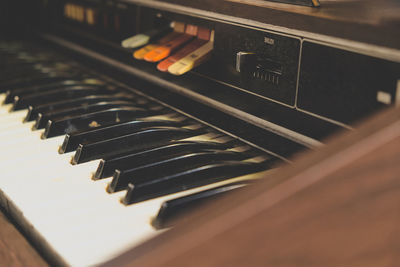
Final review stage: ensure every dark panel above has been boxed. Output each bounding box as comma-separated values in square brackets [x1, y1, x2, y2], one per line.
[196, 23, 300, 106]
[298, 41, 400, 124]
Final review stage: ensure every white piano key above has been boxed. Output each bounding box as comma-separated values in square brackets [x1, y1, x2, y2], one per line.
[0, 93, 6, 103]
[0, 125, 33, 137]
[0, 109, 27, 122]
[0, 119, 27, 129]
[0, 135, 63, 162]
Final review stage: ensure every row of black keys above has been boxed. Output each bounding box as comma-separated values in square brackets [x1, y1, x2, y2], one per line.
[0, 42, 277, 227]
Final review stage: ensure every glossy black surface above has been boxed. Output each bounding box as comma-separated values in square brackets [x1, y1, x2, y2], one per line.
[33, 101, 142, 129]
[0, 75, 84, 93]
[42, 107, 155, 138]
[24, 94, 138, 122]
[71, 127, 204, 164]
[93, 141, 235, 179]
[60, 119, 186, 153]
[0, 69, 44, 83]
[153, 183, 245, 229]
[12, 85, 114, 110]
[109, 150, 248, 193]
[122, 161, 268, 204]
[4, 81, 96, 104]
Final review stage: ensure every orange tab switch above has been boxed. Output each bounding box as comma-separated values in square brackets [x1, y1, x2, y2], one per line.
[143, 25, 197, 62]
[133, 32, 181, 60]
[133, 44, 159, 60]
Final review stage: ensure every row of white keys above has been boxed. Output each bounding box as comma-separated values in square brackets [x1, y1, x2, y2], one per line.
[0, 101, 162, 266]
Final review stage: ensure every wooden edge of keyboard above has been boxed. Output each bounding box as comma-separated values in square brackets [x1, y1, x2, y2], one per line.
[102, 105, 400, 267]
[0, 209, 49, 267]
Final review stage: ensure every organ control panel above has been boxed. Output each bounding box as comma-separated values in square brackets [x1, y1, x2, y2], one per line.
[55, 0, 400, 128]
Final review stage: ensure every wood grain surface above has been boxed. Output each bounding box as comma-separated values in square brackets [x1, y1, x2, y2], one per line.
[0, 210, 48, 267]
[104, 106, 400, 267]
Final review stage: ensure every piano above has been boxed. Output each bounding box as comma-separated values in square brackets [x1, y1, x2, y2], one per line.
[0, 0, 399, 266]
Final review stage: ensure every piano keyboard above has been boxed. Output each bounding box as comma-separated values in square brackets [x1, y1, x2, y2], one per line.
[0, 42, 278, 266]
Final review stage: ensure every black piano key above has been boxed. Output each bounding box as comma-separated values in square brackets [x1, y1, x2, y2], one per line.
[24, 94, 139, 122]
[4, 80, 79, 104]
[0, 67, 43, 82]
[3, 63, 55, 76]
[33, 101, 140, 130]
[93, 141, 234, 179]
[60, 119, 186, 154]
[42, 107, 155, 139]
[0, 70, 83, 89]
[108, 150, 247, 193]
[152, 183, 246, 229]
[72, 127, 204, 164]
[12, 86, 114, 111]
[0, 75, 83, 93]
[0, 71, 41, 85]
[0, 59, 35, 68]
[122, 161, 268, 204]
[4, 80, 102, 104]
[0, 72, 42, 84]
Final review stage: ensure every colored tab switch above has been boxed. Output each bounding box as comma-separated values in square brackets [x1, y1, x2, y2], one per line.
[133, 22, 185, 60]
[168, 36, 214, 75]
[157, 28, 211, 72]
[121, 26, 172, 49]
[143, 25, 198, 62]
[133, 32, 181, 60]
